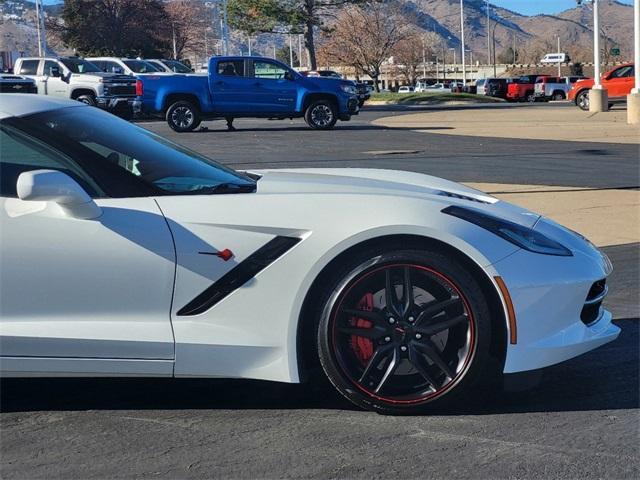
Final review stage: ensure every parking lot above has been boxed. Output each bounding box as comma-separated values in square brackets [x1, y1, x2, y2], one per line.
[1, 103, 638, 479]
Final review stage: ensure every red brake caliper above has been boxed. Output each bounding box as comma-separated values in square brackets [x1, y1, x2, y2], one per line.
[350, 293, 374, 363]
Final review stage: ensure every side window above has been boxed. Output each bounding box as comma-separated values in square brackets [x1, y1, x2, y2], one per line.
[217, 60, 245, 77]
[103, 61, 119, 73]
[0, 123, 103, 198]
[92, 61, 106, 71]
[43, 60, 58, 76]
[611, 66, 633, 79]
[253, 60, 287, 80]
[17, 60, 39, 75]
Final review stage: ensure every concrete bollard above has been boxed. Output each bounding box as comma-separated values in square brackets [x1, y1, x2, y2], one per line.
[589, 87, 609, 113]
[627, 91, 640, 125]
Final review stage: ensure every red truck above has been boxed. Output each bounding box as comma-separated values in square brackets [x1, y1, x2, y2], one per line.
[506, 75, 550, 102]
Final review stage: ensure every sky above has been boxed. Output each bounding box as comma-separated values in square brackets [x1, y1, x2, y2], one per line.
[40, 0, 634, 15]
[491, 0, 633, 16]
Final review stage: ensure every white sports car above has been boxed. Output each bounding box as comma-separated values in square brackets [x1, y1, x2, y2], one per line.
[0, 95, 619, 413]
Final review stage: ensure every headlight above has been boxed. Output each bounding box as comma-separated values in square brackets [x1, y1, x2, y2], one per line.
[340, 84, 357, 95]
[442, 206, 572, 256]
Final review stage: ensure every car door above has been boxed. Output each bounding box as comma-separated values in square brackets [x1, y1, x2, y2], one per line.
[604, 65, 634, 98]
[41, 60, 69, 98]
[209, 59, 255, 113]
[250, 59, 298, 113]
[0, 117, 176, 374]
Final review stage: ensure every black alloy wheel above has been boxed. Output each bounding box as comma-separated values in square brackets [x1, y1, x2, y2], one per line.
[316, 248, 493, 414]
[166, 100, 202, 132]
[305, 100, 337, 130]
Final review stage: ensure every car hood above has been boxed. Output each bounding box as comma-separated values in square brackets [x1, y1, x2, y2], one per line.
[249, 168, 540, 228]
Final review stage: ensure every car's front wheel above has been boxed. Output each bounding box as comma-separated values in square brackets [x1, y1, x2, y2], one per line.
[166, 100, 201, 132]
[305, 100, 338, 130]
[576, 90, 590, 111]
[316, 247, 493, 414]
[76, 94, 96, 106]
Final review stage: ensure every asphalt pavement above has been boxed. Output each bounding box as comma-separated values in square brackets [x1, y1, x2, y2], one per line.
[1, 104, 638, 479]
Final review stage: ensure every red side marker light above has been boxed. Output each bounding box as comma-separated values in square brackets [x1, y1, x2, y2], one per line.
[216, 249, 234, 261]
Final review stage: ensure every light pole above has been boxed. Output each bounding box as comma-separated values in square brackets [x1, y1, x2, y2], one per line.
[449, 47, 456, 72]
[221, 0, 229, 55]
[556, 36, 561, 76]
[422, 37, 426, 79]
[34, 0, 45, 56]
[580, 0, 607, 111]
[460, 0, 466, 85]
[289, 34, 293, 67]
[466, 49, 473, 80]
[628, 0, 640, 123]
[485, 0, 490, 66]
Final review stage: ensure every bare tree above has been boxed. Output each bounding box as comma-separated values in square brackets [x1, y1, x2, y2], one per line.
[319, 2, 408, 91]
[392, 28, 437, 85]
[165, 0, 208, 60]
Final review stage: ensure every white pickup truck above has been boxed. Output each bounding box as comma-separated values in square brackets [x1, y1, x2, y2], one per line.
[13, 57, 140, 117]
[534, 76, 586, 101]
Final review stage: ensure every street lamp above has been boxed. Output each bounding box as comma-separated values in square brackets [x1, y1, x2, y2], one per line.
[577, 1, 607, 111]
[465, 49, 473, 80]
[460, 0, 466, 85]
[628, 0, 639, 124]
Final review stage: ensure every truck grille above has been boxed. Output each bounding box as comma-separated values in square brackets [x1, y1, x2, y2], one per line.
[580, 279, 607, 325]
[104, 83, 136, 97]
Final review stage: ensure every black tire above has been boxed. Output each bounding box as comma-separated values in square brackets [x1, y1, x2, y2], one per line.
[526, 91, 536, 103]
[304, 99, 338, 130]
[166, 100, 201, 132]
[358, 99, 365, 108]
[76, 94, 96, 106]
[315, 247, 494, 414]
[576, 90, 590, 111]
[552, 91, 565, 101]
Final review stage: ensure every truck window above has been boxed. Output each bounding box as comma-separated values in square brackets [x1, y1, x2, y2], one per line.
[17, 60, 39, 75]
[253, 60, 287, 80]
[60, 58, 102, 74]
[218, 61, 245, 77]
[43, 60, 59, 76]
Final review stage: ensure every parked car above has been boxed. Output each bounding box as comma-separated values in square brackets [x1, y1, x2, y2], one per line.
[12, 57, 139, 117]
[568, 63, 635, 111]
[87, 57, 168, 76]
[541, 53, 569, 64]
[137, 56, 360, 132]
[0, 94, 619, 414]
[0, 74, 37, 93]
[534, 76, 587, 101]
[301, 70, 371, 107]
[506, 75, 549, 102]
[398, 86, 414, 93]
[146, 59, 195, 74]
[421, 83, 451, 93]
[476, 78, 508, 99]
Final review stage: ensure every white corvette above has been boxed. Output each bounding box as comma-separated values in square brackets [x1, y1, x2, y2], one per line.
[0, 95, 619, 413]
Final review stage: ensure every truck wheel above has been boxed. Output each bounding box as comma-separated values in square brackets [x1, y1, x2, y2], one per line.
[76, 94, 96, 106]
[552, 91, 565, 101]
[305, 100, 338, 130]
[166, 100, 201, 132]
[526, 91, 536, 103]
[576, 90, 589, 111]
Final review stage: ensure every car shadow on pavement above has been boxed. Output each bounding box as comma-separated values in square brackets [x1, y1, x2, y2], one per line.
[1, 319, 636, 415]
[189, 124, 410, 133]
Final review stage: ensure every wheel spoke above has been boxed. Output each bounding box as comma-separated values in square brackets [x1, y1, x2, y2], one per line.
[401, 267, 413, 315]
[341, 308, 386, 326]
[385, 269, 400, 317]
[374, 348, 399, 393]
[415, 340, 455, 379]
[408, 345, 439, 389]
[358, 344, 394, 385]
[415, 297, 460, 325]
[416, 314, 468, 336]
[337, 325, 386, 340]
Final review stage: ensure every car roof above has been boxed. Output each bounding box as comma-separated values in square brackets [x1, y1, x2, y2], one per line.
[0, 94, 84, 119]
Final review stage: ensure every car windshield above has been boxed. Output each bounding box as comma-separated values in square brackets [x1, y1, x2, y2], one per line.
[15, 107, 255, 196]
[123, 60, 161, 73]
[60, 58, 102, 74]
[162, 60, 192, 73]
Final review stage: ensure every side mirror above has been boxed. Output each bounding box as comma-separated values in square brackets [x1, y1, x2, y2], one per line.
[49, 66, 61, 77]
[284, 70, 295, 81]
[17, 169, 102, 220]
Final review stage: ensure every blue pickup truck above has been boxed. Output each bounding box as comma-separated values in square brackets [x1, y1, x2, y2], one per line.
[137, 56, 360, 131]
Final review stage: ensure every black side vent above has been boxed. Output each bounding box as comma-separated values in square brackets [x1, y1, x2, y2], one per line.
[177, 236, 301, 316]
[580, 279, 607, 325]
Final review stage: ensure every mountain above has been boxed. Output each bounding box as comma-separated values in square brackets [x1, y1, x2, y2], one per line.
[405, 0, 633, 63]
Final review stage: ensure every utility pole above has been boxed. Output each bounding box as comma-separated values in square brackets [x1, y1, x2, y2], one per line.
[460, 0, 466, 85]
[422, 37, 426, 79]
[485, 0, 490, 66]
[557, 36, 561, 76]
[172, 23, 177, 59]
[222, 0, 229, 55]
[627, 0, 639, 123]
[587, 0, 607, 111]
[34, 0, 45, 56]
[248, 36, 252, 56]
[298, 34, 303, 68]
[289, 34, 293, 67]
[512, 31, 516, 64]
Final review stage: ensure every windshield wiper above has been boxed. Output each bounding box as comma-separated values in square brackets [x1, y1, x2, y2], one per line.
[187, 182, 256, 195]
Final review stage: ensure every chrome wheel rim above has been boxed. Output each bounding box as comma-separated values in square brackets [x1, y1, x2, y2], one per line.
[171, 106, 194, 129]
[311, 104, 333, 127]
[329, 263, 476, 404]
[578, 92, 589, 110]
